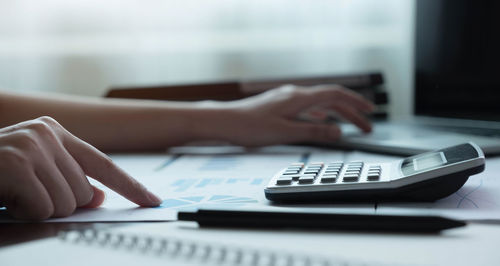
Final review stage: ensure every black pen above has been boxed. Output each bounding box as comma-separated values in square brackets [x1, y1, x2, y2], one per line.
[178, 209, 466, 233]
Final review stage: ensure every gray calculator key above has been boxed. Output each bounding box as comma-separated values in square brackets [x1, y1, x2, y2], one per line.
[324, 170, 340, 174]
[343, 176, 359, 182]
[325, 170, 340, 174]
[321, 176, 337, 183]
[345, 170, 360, 174]
[283, 170, 299, 175]
[322, 172, 338, 177]
[343, 173, 359, 182]
[276, 177, 293, 185]
[343, 173, 360, 177]
[367, 174, 380, 181]
[298, 176, 315, 184]
[280, 175, 300, 181]
[303, 172, 319, 177]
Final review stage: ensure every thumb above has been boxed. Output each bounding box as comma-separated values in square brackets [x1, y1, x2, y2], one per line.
[286, 122, 342, 143]
[81, 185, 106, 208]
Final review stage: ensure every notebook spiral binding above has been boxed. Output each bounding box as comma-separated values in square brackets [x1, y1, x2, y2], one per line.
[58, 229, 368, 266]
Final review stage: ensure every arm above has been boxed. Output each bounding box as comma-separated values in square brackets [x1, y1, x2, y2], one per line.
[0, 84, 374, 220]
[0, 91, 216, 152]
[0, 84, 374, 152]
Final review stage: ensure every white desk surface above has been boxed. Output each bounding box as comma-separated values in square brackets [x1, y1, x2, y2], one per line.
[1, 145, 500, 265]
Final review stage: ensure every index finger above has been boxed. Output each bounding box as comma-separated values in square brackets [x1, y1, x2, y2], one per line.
[62, 134, 162, 207]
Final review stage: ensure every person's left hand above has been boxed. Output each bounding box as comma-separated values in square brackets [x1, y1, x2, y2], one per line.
[214, 84, 375, 146]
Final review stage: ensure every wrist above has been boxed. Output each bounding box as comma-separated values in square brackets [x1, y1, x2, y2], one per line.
[186, 103, 241, 143]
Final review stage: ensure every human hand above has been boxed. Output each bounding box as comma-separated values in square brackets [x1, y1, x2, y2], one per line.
[219, 84, 375, 146]
[0, 116, 162, 220]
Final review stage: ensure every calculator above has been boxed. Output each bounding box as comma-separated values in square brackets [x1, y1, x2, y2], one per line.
[265, 142, 485, 202]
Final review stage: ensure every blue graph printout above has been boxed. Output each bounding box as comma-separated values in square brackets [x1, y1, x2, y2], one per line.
[142, 153, 303, 211]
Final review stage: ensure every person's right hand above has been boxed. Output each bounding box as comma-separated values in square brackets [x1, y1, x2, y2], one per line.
[0, 116, 162, 220]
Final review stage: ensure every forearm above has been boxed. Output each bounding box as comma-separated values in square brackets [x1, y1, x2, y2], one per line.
[0, 91, 232, 152]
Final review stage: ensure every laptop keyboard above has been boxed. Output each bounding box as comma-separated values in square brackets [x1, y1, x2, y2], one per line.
[425, 126, 500, 138]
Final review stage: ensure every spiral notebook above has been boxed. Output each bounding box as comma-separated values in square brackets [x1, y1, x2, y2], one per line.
[0, 222, 398, 266]
[57, 229, 352, 266]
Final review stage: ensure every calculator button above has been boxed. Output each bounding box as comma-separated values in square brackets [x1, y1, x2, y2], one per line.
[322, 172, 338, 177]
[286, 166, 302, 171]
[304, 171, 320, 175]
[343, 173, 360, 177]
[290, 163, 305, 167]
[280, 175, 300, 181]
[304, 168, 322, 172]
[324, 170, 340, 174]
[298, 176, 315, 184]
[343, 176, 359, 182]
[276, 177, 293, 185]
[342, 173, 360, 182]
[367, 174, 380, 181]
[321, 176, 337, 183]
[345, 170, 360, 174]
[283, 170, 300, 175]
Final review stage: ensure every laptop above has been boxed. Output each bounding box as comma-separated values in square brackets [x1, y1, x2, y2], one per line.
[334, 0, 500, 156]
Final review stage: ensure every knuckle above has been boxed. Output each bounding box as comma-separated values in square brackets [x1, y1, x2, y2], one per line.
[14, 130, 42, 151]
[37, 116, 59, 127]
[27, 119, 57, 136]
[0, 147, 30, 166]
[281, 85, 304, 98]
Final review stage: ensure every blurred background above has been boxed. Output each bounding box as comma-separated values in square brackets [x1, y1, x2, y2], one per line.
[0, 0, 414, 117]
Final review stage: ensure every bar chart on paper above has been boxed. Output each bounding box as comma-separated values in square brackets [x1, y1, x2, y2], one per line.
[146, 153, 303, 211]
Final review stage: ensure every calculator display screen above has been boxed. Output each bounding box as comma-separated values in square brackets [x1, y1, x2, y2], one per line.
[401, 152, 447, 176]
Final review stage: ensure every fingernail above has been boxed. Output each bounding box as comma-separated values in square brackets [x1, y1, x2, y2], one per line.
[146, 191, 163, 206]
